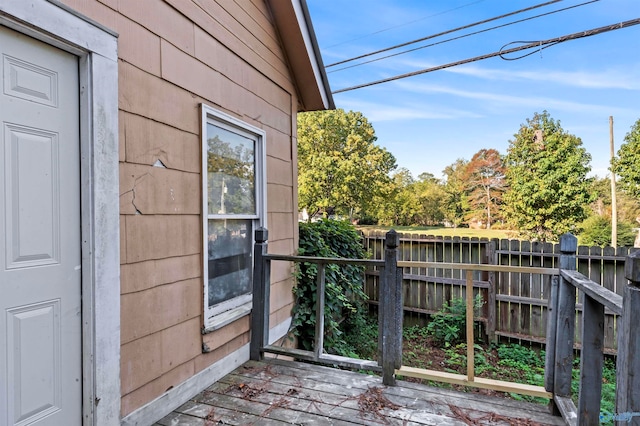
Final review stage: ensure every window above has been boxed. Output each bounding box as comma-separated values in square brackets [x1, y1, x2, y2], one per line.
[202, 105, 266, 331]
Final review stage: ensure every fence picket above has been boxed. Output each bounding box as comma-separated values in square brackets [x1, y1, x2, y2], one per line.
[531, 241, 544, 338]
[510, 239, 521, 335]
[603, 246, 616, 349]
[499, 239, 510, 338]
[520, 240, 532, 338]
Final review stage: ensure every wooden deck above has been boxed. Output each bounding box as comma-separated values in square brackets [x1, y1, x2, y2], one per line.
[154, 358, 565, 425]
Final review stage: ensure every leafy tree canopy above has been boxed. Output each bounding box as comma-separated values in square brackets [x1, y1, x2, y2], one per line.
[579, 215, 637, 247]
[297, 109, 397, 220]
[503, 111, 594, 241]
[373, 168, 418, 226]
[413, 173, 447, 226]
[442, 158, 470, 227]
[589, 177, 640, 225]
[371, 169, 446, 226]
[614, 118, 640, 198]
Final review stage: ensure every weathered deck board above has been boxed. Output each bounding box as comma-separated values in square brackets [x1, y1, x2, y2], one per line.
[155, 358, 564, 425]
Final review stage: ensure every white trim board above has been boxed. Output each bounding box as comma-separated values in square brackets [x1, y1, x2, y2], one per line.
[0, 2, 120, 425]
[121, 317, 293, 426]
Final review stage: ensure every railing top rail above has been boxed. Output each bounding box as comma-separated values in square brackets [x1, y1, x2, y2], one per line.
[264, 253, 385, 267]
[560, 269, 623, 315]
[398, 261, 556, 275]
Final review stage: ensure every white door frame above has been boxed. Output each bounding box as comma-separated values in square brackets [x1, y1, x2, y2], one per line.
[0, 1, 120, 425]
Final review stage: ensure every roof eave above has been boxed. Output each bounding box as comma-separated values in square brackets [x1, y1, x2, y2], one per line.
[266, 0, 335, 112]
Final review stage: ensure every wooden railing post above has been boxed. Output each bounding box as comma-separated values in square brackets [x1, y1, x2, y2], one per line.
[314, 263, 327, 360]
[544, 275, 559, 394]
[250, 227, 270, 361]
[616, 251, 640, 425]
[381, 230, 402, 386]
[577, 286, 605, 424]
[553, 234, 577, 398]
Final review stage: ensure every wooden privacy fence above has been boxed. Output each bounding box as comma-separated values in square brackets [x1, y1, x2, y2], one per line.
[362, 231, 638, 352]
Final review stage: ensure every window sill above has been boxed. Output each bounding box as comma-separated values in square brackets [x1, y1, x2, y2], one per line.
[202, 302, 252, 335]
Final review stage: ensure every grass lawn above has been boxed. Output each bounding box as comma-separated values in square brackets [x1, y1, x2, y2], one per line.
[357, 225, 518, 240]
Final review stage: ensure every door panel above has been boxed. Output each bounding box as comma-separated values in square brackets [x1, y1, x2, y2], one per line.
[5, 124, 60, 269]
[0, 25, 81, 426]
[7, 300, 61, 424]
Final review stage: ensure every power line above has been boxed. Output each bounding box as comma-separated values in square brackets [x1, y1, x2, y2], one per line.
[332, 17, 640, 94]
[328, 0, 600, 74]
[326, 0, 564, 68]
[325, 0, 487, 49]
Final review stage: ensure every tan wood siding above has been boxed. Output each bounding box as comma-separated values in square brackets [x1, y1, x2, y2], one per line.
[58, 0, 301, 416]
[121, 255, 201, 295]
[121, 112, 201, 173]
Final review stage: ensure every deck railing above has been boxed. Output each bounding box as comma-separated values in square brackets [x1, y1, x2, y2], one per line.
[545, 234, 640, 425]
[249, 228, 640, 425]
[249, 227, 385, 373]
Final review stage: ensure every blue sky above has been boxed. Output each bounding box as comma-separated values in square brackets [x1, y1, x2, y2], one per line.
[306, 0, 640, 179]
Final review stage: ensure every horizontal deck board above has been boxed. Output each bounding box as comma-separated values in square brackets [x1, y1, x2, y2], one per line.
[155, 358, 564, 425]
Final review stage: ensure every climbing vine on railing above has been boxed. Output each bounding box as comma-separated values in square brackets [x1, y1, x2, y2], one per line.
[291, 219, 368, 356]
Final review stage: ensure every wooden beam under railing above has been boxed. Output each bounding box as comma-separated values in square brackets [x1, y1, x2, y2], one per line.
[398, 261, 555, 275]
[395, 260, 552, 400]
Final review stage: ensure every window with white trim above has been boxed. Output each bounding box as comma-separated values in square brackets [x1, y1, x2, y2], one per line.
[202, 105, 266, 331]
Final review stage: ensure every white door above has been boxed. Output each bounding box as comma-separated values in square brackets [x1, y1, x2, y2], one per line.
[0, 25, 82, 426]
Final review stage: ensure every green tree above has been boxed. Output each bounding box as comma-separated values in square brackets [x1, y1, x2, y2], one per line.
[373, 170, 446, 226]
[579, 215, 636, 247]
[463, 149, 506, 229]
[297, 109, 397, 220]
[588, 177, 640, 225]
[503, 111, 593, 241]
[442, 159, 470, 227]
[614, 118, 640, 198]
[579, 177, 639, 247]
[374, 168, 419, 226]
[413, 172, 446, 226]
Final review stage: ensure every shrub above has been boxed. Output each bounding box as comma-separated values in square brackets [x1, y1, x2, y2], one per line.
[426, 295, 484, 346]
[291, 219, 368, 356]
[579, 215, 636, 247]
[497, 343, 545, 368]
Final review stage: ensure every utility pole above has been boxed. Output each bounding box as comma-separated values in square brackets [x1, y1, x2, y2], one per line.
[610, 116, 617, 247]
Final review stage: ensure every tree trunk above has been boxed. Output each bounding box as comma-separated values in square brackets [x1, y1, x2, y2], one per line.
[486, 187, 492, 229]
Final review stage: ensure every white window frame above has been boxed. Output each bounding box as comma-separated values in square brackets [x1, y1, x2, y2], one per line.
[201, 104, 266, 332]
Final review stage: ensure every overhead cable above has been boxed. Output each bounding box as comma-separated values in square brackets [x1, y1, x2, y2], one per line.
[325, 0, 487, 49]
[332, 18, 640, 94]
[328, 0, 599, 74]
[326, 0, 564, 68]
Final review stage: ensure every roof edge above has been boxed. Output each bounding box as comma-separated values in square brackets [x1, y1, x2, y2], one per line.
[296, 0, 335, 110]
[267, 0, 335, 111]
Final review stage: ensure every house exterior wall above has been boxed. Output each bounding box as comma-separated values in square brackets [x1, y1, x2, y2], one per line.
[57, 0, 299, 417]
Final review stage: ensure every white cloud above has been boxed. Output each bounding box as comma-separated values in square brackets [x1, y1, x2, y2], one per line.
[393, 55, 640, 90]
[393, 80, 635, 115]
[440, 64, 640, 90]
[336, 97, 483, 122]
